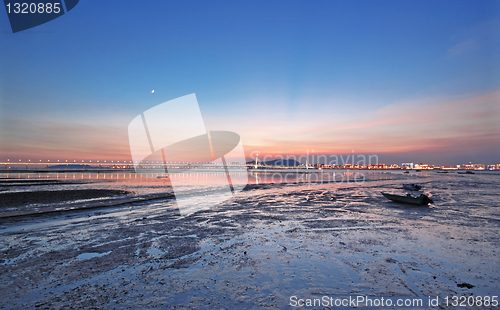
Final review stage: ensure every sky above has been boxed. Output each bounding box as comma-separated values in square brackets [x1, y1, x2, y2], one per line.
[1, 0, 499, 166]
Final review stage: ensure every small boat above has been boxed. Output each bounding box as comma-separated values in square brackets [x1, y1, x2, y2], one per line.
[403, 171, 409, 174]
[403, 183, 422, 191]
[381, 192, 433, 205]
[458, 171, 475, 174]
[415, 169, 421, 172]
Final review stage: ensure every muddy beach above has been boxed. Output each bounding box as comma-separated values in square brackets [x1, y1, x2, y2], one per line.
[0, 172, 499, 309]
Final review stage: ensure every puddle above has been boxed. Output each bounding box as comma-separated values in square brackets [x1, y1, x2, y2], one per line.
[147, 248, 165, 256]
[76, 251, 112, 260]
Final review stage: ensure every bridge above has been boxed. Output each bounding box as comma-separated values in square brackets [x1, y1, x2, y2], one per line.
[0, 160, 254, 171]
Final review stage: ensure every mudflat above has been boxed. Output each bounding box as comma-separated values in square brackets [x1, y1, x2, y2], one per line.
[1, 173, 499, 309]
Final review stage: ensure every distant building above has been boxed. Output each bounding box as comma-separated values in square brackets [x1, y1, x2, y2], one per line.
[401, 163, 413, 169]
[487, 164, 500, 170]
[463, 163, 485, 170]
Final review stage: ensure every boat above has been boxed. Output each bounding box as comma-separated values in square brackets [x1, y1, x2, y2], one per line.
[415, 169, 421, 172]
[403, 183, 422, 191]
[403, 171, 409, 174]
[381, 192, 433, 205]
[458, 171, 475, 174]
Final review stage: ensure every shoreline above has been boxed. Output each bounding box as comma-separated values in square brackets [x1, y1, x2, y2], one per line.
[1, 168, 497, 173]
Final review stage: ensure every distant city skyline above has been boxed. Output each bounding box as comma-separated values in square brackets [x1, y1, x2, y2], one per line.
[1, 1, 499, 166]
[1, 155, 498, 169]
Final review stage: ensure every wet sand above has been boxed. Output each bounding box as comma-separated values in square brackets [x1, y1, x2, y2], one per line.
[1, 175, 499, 309]
[0, 189, 130, 210]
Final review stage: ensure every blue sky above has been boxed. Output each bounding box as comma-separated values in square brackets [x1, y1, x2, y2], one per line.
[1, 0, 499, 165]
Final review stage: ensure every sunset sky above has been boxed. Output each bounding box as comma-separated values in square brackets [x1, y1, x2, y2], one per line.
[1, 0, 499, 165]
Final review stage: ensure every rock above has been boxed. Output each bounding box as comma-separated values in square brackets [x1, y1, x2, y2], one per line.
[457, 282, 474, 289]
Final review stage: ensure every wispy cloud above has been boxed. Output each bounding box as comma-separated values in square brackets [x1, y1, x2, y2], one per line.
[1, 91, 499, 164]
[228, 90, 500, 160]
[448, 39, 479, 56]
[0, 118, 131, 161]
[448, 19, 500, 57]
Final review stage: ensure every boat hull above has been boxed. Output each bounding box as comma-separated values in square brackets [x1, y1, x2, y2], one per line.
[381, 192, 432, 205]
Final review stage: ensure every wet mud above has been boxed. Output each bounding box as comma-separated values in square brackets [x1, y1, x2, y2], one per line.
[1, 173, 499, 309]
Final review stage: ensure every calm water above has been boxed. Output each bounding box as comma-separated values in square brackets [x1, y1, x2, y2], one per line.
[0, 169, 498, 206]
[1, 169, 499, 219]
